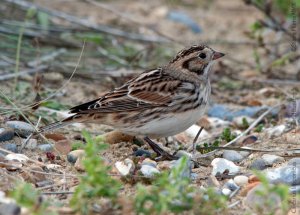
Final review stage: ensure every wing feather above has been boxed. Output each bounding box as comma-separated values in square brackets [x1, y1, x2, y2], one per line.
[69, 68, 196, 114]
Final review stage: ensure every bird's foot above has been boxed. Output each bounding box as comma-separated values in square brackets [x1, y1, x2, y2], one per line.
[143, 137, 178, 161]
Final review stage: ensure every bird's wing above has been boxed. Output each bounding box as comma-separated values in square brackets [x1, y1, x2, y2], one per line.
[69, 68, 194, 114]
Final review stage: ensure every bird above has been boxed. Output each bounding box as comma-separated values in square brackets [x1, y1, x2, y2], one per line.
[40, 45, 224, 160]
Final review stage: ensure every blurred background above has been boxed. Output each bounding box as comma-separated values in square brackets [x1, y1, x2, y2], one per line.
[1, 0, 299, 122]
[0, 1, 300, 214]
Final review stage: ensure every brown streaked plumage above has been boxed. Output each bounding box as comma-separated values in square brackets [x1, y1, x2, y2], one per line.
[40, 45, 224, 159]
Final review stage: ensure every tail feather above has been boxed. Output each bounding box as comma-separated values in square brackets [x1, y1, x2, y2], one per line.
[38, 114, 83, 133]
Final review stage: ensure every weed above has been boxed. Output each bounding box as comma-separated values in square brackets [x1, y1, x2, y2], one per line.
[134, 156, 227, 214]
[10, 182, 56, 215]
[70, 130, 121, 214]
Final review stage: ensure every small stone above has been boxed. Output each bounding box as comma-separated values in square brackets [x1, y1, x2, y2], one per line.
[266, 125, 286, 138]
[0, 128, 14, 142]
[248, 175, 260, 183]
[262, 154, 284, 166]
[3, 144, 18, 153]
[239, 147, 252, 157]
[30, 166, 46, 182]
[223, 150, 245, 163]
[67, 150, 85, 164]
[170, 156, 193, 179]
[38, 144, 53, 152]
[54, 139, 72, 155]
[140, 165, 160, 178]
[245, 184, 282, 213]
[0, 203, 20, 215]
[266, 165, 300, 185]
[102, 131, 134, 144]
[224, 179, 240, 191]
[6, 121, 35, 137]
[133, 149, 151, 157]
[45, 133, 67, 141]
[233, 116, 254, 128]
[241, 135, 258, 145]
[5, 153, 28, 162]
[234, 175, 249, 187]
[206, 117, 230, 129]
[157, 161, 172, 170]
[221, 188, 232, 196]
[24, 139, 37, 149]
[115, 159, 135, 176]
[141, 158, 157, 167]
[249, 158, 267, 170]
[75, 157, 85, 171]
[175, 150, 192, 159]
[185, 124, 209, 139]
[211, 158, 240, 176]
[46, 164, 62, 170]
[287, 158, 300, 166]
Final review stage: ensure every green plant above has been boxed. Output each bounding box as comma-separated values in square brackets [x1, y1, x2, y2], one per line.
[10, 182, 55, 215]
[221, 127, 237, 142]
[254, 124, 264, 132]
[252, 171, 289, 214]
[134, 156, 227, 214]
[242, 117, 250, 129]
[134, 156, 193, 214]
[70, 130, 121, 214]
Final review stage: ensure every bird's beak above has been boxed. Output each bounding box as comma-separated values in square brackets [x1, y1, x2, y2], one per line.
[212, 51, 225, 60]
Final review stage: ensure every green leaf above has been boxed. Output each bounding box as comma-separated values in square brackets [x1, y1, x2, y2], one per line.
[37, 12, 49, 31]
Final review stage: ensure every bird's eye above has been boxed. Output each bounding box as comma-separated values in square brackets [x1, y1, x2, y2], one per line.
[199, 53, 206, 59]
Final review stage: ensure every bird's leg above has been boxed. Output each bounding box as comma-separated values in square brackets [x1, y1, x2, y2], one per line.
[192, 126, 203, 154]
[144, 137, 178, 161]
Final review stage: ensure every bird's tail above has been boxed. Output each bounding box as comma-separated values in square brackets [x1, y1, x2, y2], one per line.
[38, 114, 84, 133]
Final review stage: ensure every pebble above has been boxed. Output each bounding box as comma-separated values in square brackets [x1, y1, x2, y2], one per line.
[245, 184, 281, 212]
[102, 131, 134, 144]
[170, 156, 192, 179]
[54, 139, 72, 155]
[221, 188, 232, 196]
[234, 175, 249, 187]
[67, 150, 85, 164]
[266, 125, 286, 138]
[249, 158, 268, 170]
[6, 121, 35, 137]
[174, 150, 192, 159]
[211, 158, 240, 176]
[233, 116, 255, 128]
[0, 203, 20, 215]
[206, 117, 231, 129]
[74, 157, 85, 171]
[38, 144, 53, 152]
[140, 165, 160, 178]
[3, 144, 18, 153]
[141, 158, 157, 168]
[185, 124, 209, 139]
[5, 153, 28, 162]
[44, 133, 67, 141]
[224, 179, 240, 191]
[266, 165, 300, 185]
[133, 149, 151, 157]
[222, 150, 245, 163]
[115, 159, 135, 176]
[241, 135, 258, 145]
[287, 158, 300, 166]
[24, 139, 37, 149]
[157, 161, 172, 170]
[262, 154, 284, 166]
[0, 128, 14, 142]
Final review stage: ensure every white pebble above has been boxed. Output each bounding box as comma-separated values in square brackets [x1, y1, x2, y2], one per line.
[5, 153, 29, 162]
[115, 158, 135, 176]
[234, 175, 249, 187]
